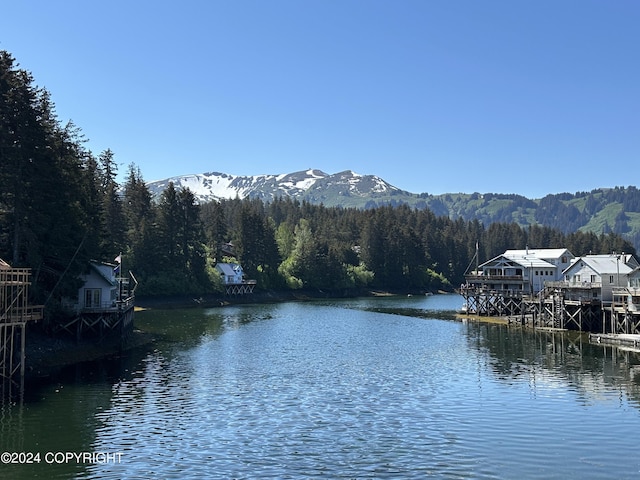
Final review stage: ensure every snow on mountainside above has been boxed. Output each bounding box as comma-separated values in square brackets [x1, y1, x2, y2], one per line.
[146, 169, 404, 207]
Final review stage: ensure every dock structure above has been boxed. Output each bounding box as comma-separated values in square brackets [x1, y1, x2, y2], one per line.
[0, 259, 43, 386]
[56, 289, 136, 341]
[605, 286, 640, 334]
[461, 282, 640, 334]
[222, 280, 257, 295]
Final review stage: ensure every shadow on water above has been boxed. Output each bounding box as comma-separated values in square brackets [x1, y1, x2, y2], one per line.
[134, 303, 278, 347]
[3, 303, 280, 408]
[0, 345, 156, 480]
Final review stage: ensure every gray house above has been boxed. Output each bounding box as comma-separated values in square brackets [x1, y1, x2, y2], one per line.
[562, 253, 640, 303]
[618, 266, 640, 313]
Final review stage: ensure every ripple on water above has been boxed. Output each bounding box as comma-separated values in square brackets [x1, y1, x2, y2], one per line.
[80, 300, 640, 479]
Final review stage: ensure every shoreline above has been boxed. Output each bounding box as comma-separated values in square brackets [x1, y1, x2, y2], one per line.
[23, 287, 451, 379]
[133, 287, 415, 310]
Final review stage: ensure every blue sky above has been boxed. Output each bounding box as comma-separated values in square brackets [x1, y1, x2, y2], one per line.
[2, 1, 638, 198]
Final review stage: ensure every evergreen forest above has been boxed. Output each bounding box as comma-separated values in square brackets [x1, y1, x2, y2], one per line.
[1, 50, 636, 324]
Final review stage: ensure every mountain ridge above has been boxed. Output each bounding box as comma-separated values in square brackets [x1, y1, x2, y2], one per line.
[147, 169, 402, 206]
[146, 169, 640, 251]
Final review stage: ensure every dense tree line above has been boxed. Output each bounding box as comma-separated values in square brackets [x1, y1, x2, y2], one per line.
[1, 49, 637, 319]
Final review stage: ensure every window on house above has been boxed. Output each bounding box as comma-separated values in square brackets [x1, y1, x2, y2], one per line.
[591, 275, 596, 283]
[609, 275, 615, 284]
[84, 288, 101, 308]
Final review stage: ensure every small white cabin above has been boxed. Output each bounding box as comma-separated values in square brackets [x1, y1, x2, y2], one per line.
[215, 263, 245, 285]
[76, 261, 119, 311]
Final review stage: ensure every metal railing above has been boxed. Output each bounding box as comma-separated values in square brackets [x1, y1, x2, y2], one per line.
[545, 281, 602, 289]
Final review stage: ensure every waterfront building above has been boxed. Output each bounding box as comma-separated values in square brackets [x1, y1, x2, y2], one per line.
[621, 266, 640, 314]
[59, 260, 137, 340]
[465, 248, 574, 295]
[559, 253, 639, 304]
[75, 261, 123, 311]
[215, 262, 256, 295]
[609, 264, 640, 334]
[463, 249, 640, 335]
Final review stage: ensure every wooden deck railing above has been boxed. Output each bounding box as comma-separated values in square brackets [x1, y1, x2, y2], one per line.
[0, 305, 44, 323]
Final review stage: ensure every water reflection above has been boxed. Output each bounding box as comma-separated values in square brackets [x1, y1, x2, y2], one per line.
[463, 321, 640, 409]
[1, 296, 640, 479]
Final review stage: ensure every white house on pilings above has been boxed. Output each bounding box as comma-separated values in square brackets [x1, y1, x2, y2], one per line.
[466, 248, 575, 295]
[59, 260, 137, 341]
[215, 262, 256, 295]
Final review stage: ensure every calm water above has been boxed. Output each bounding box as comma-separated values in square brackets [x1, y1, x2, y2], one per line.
[2, 294, 640, 479]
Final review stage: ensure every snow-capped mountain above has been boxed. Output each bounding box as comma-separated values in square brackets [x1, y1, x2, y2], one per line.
[146, 169, 411, 208]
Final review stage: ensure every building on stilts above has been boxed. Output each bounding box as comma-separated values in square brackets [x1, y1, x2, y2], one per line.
[59, 258, 138, 341]
[215, 262, 256, 295]
[0, 258, 43, 389]
[461, 248, 640, 335]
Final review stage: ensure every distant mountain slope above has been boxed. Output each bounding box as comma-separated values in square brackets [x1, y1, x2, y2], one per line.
[147, 169, 408, 207]
[146, 170, 640, 251]
[147, 170, 327, 203]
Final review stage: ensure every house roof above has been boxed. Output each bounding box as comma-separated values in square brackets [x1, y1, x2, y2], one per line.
[484, 255, 555, 269]
[564, 254, 637, 276]
[89, 261, 118, 286]
[216, 263, 243, 275]
[510, 257, 556, 268]
[480, 249, 567, 269]
[504, 248, 572, 259]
